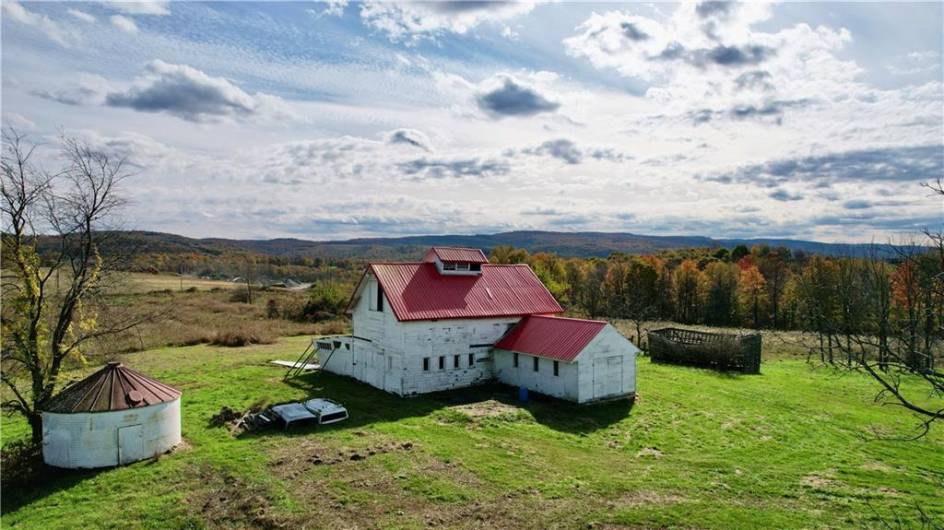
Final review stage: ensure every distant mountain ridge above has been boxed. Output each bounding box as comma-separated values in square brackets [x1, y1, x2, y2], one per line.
[88, 230, 903, 260]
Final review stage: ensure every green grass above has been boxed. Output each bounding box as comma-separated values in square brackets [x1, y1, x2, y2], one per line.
[2, 337, 942, 529]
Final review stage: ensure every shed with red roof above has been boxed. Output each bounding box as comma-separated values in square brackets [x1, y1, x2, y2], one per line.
[493, 316, 638, 403]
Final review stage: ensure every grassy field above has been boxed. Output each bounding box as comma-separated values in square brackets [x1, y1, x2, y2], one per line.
[2, 337, 941, 529]
[108, 272, 243, 294]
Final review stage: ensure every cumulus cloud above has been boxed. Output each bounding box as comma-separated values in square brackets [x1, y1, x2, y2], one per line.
[475, 76, 560, 118]
[519, 138, 629, 164]
[3, 1, 77, 47]
[887, 51, 942, 76]
[704, 144, 944, 188]
[387, 128, 432, 151]
[310, 0, 348, 17]
[359, 1, 534, 42]
[398, 157, 510, 180]
[102, 1, 170, 16]
[31, 73, 112, 106]
[110, 15, 139, 33]
[563, 2, 851, 122]
[690, 98, 812, 124]
[105, 60, 288, 122]
[71, 129, 176, 168]
[68, 9, 96, 23]
[769, 189, 804, 202]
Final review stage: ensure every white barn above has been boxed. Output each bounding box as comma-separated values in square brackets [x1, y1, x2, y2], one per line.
[319, 247, 637, 403]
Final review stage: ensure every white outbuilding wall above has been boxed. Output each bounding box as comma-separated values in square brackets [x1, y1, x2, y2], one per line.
[493, 352, 580, 401]
[494, 324, 637, 404]
[575, 325, 638, 403]
[42, 399, 181, 468]
[323, 273, 521, 395]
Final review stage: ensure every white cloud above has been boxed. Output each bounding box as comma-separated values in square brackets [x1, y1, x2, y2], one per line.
[2, 1, 77, 47]
[3, 113, 36, 131]
[102, 1, 170, 16]
[110, 14, 139, 34]
[31, 73, 113, 106]
[68, 9, 96, 23]
[564, 3, 857, 122]
[104, 60, 291, 122]
[887, 50, 941, 76]
[359, 1, 534, 43]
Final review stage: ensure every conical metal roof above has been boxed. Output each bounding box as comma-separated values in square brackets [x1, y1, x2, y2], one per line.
[43, 362, 181, 413]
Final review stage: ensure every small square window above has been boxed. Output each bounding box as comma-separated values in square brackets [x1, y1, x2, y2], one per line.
[439, 356, 445, 370]
[456, 262, 470, 271]
[513, 352, 519, 368]
[423, 358, 430, 371]
[443, 262, 456, 271]
[468, 353, 474, 367]
[453, 355, 460, 368]
[533, 357, 539, 372]
[553, 361, 559, 376]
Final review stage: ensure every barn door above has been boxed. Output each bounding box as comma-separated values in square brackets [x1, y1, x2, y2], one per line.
[118, 424, 145, 465]
[593, 356, 623, 399]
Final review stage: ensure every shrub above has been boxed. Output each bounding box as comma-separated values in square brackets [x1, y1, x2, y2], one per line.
[185, 286, 199, 293]
[229, 289, 251, 303]
[266, 298, 280, 319]
[206, 327, 277, 347]
[300, 283, 346, 321]
[319, 319, 350, 335]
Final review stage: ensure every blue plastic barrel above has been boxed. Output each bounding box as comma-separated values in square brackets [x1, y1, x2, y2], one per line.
[518, 386, 529, 403]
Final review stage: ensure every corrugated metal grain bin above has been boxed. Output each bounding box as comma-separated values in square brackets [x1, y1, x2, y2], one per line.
[41, 362, 182, 469]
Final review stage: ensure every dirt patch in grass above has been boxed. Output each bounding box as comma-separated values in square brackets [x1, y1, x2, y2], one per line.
[635, 447, 664, 459]
[615, 489, 688, 507]
[188, 466, 297, 529]
[451, 399, 522, 419]
[269, 436, 417, 481]
[801, 473, 844, 489]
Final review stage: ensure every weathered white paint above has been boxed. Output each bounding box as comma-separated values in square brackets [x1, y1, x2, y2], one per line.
[493, 351, 580, 401]
[42, 399, 181, 469]
[325, 272, 638, 403]
[490, 324, 636, 404]
[323, 273, 519, 395]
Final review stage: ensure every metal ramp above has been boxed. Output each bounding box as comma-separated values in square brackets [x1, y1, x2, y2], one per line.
[282, 336, 351, 380]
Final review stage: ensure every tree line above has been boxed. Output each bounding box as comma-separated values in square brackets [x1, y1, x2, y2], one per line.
[491, 242, 942, 371]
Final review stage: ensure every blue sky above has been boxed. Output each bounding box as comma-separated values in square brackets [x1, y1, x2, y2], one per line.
[3, 1, 942, 242]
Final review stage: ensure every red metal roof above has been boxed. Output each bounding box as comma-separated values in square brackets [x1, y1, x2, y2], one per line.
[369, 262, 562, 321]
[494, 315, 607, 362]
[423, 247, 489, 263]
[43, 362, 181, 413]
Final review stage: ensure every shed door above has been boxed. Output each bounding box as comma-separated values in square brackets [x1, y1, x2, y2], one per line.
[118, 424, 145, 465]
[593, 356, 623, 399]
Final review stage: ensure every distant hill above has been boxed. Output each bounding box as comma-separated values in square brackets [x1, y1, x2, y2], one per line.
[75, 230, 906, 261]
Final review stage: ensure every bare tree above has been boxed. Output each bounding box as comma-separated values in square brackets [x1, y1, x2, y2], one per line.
[1, 128, 146, 443]
[804, 182, 943, 435]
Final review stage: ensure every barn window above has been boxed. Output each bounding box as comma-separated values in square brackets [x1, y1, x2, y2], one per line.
[453, 355, 460, 368]
[375, 284, 384, 312]
[468, 353, 474, 367]
[443, 262, 456, 271]
[533, 357, 539, 372]
[553, 361, 559, 376]
[513, 352, 519, 367]
[456, 262, 470, 271]
[470, 263, 481, 272]
[423, 358, 430, 371]
[439, 356, 445, 369]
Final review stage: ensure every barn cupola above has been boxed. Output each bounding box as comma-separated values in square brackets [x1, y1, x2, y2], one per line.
[422, 246, 489, 276]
